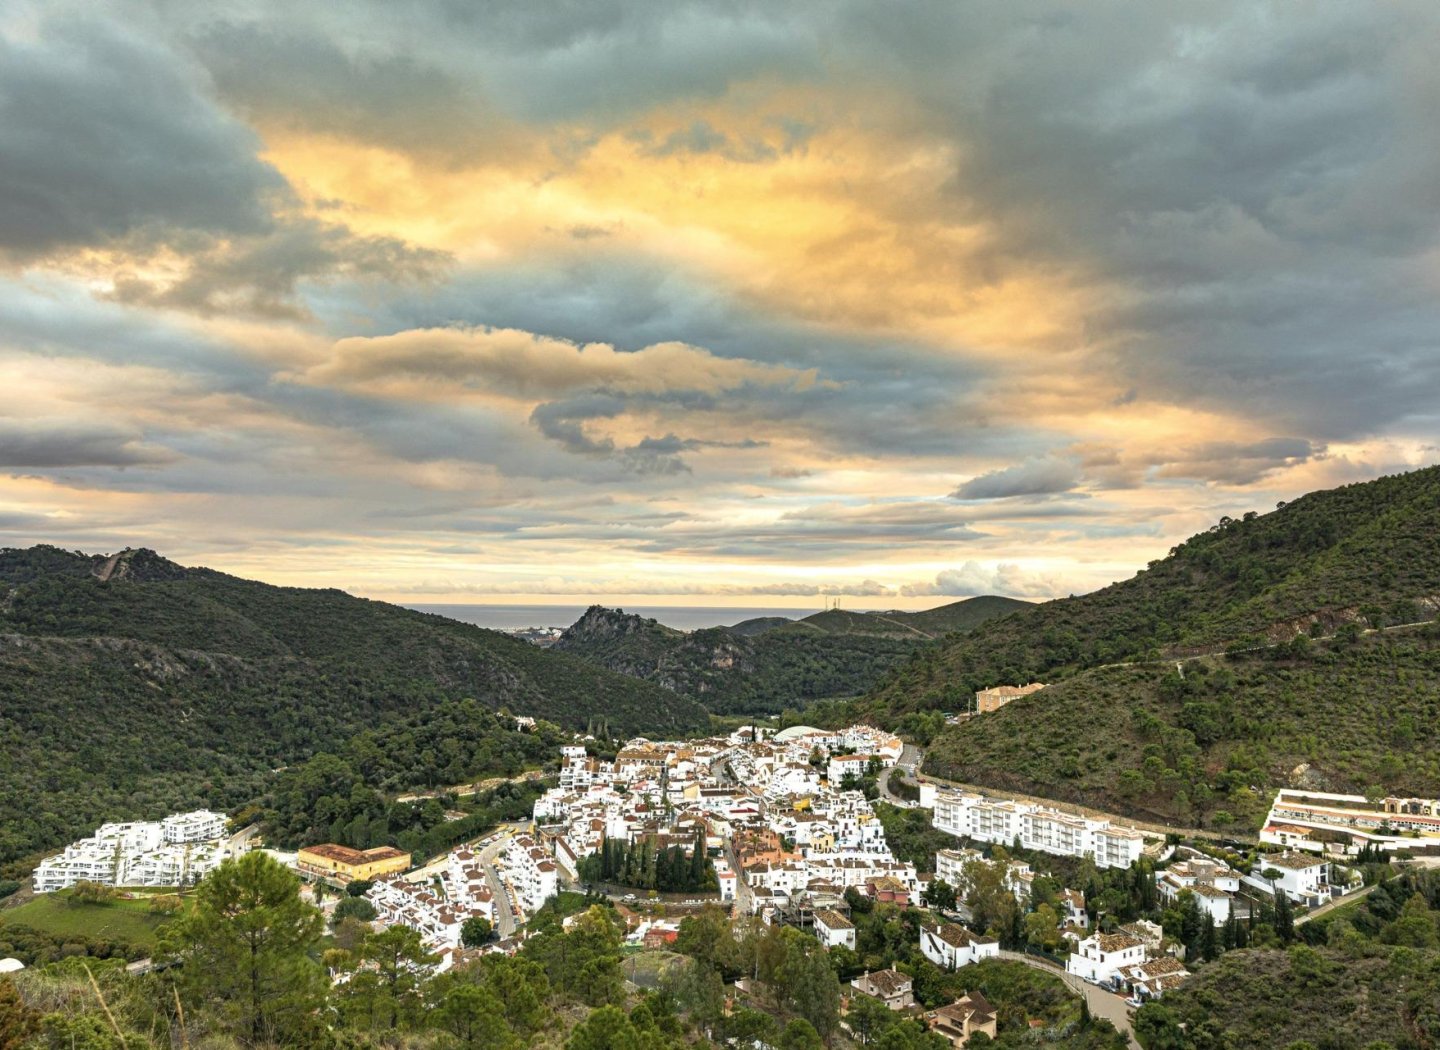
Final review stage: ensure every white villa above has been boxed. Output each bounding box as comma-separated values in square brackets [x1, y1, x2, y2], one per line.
[1067, 932, 1146, 986]
[919, 922, 999, 969]
[813, 909, 857, 950]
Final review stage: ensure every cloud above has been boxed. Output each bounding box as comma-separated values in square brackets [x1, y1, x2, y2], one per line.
[0, 421, 177, 468]
[0, 14, 442, 317]
[0, 17, 280, 261]
[901, 562, 1061, 599]
[951, 457, 1082, 500]
[1156, 437, 1322, 486]
[307, 327, 817, 401]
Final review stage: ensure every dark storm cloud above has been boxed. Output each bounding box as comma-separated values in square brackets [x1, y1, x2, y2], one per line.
[0, 17, 281, 260]
[0, 13, 443, 317]
[0, 422, 176, 468]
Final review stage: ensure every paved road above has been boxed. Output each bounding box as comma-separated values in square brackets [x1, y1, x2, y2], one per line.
[479, 830, 520, 938]
[876, 744, 923, 807]
[998, 950, 1139, 1049]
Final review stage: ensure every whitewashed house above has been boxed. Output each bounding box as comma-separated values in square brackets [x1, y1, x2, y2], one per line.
[919, 922, 999, 969]
[813, 909, 857, 950]
[1067, 933, 1146, 986]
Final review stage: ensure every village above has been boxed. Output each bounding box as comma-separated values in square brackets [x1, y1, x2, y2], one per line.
[25, 717, 1421, 1046]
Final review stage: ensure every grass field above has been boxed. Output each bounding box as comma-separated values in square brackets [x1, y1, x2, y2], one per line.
[1, 892, 175, 948]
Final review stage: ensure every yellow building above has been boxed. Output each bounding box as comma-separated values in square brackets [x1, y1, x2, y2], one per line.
[296, 844, 411, 883]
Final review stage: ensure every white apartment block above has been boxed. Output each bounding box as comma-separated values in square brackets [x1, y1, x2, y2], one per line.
[1267, 789, 1440, 851]
[33, 810, 231, 893]
[935, 847, 1034, 905]
[496, 834, 559, 916]
[930, 788, 1147, 869]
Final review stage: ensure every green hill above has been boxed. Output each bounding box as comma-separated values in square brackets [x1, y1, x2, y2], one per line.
[0, 547, 705, 869]
[896, 595, 1035, 635]
[861, 464, 1440, 829]
[867, 465, 1440, 719]
[923, 627, 1440, 829]
[722, 615, 796, 636]
[554, 598, 1030, 715]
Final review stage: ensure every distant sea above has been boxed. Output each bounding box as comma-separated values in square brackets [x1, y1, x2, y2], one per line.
[404, 603, 824, 632]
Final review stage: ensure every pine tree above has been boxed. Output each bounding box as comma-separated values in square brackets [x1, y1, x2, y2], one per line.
[157, 851, 326, 1046]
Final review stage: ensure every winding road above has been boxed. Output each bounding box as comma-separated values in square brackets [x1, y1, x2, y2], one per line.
[998, 950, 1140, 1049]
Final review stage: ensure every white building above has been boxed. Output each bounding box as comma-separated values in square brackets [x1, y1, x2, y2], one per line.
[33, 810, 231, 893]
[919, 922, 999, 970]
[1244, 851, 1330, 907]
[813, 909, 857, 950]
[930, 788, 1146, 869]
[1067, 933, 1146, 986]
[496, 834, 559, 916]
[1116, 956, 1191, 1000]
[1157, 857, 1242, 926]
[827, 754, 872, 785]
[161, 810, 228, 843]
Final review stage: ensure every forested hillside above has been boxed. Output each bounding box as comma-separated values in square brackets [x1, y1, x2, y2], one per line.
[924, 628, 1440, 829]
[1135, 869, 1440, 1049]
[0, 546, 705, 869]
[866, 465, 1440, 719]
[554, 596, 1030, 715]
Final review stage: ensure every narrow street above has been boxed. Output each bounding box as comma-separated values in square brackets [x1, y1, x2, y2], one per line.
[479, 829, 520, 938]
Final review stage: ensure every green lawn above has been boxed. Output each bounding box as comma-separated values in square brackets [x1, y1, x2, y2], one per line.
[2, 892, 175, 948]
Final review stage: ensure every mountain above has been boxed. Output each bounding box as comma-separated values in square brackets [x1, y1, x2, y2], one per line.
[0, 546, 706, 869]
[553, 597, 1031, 716]
[861, 464, 1440, 829]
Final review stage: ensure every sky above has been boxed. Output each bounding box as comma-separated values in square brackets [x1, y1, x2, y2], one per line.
[2, 1, 1438, 608]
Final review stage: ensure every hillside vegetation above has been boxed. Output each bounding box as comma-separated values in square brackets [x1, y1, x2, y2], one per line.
[894, 465, 1440, 828]
[0, 546, 705, 868]
[867, 465, 1440, 718]
[924, 628, 1440, 829]
[554, 596, 1030, 715]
